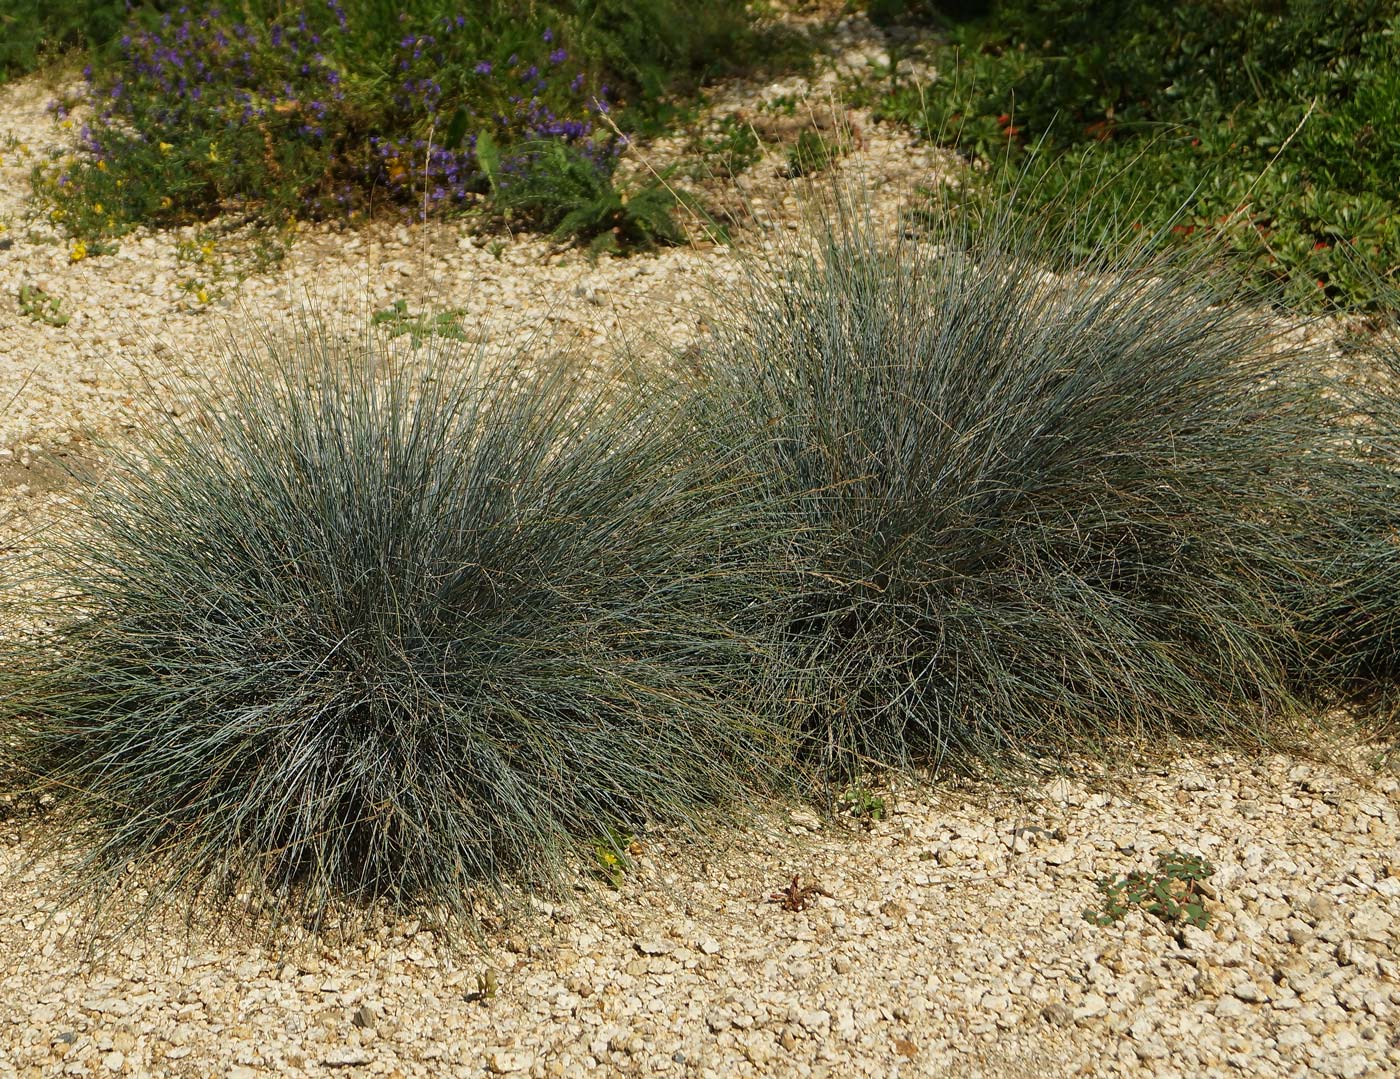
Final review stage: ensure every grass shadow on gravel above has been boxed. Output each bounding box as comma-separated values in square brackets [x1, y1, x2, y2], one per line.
[0, 314, 795, 939]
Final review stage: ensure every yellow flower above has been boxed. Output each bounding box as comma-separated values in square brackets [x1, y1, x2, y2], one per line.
[60, 119, 73, 130]
[92, 202, 103, 214]
[159, 196, 173, 210]
[207, 145, 219, 163]
[200, 241, 214, 258]
[97, 159, 107, 171]
[196, 288, 209, 304]
[70, 241, 87, 262]
[159, 142, 173, 154]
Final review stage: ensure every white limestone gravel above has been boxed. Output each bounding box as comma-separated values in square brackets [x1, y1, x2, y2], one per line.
[1, 748, 1396, 1078]
[2, 10, 1398, 1078]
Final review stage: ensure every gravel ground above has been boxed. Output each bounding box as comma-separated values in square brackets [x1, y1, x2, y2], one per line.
[2, 749, 1396, 1079]
[2, 11, 1398, 1078]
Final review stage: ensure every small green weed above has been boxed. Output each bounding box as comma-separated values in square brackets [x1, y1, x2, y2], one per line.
[765, 93, 800, 117]
[785, 129, 848, 178]
[462, 968, 498, 1004]
[17, 283, 69, 327]
[370, 299, 469, 347]
[1086, 850, 1214, 929]
[837, 782, 886, 822]
[690, 114, 763, 178]
[590, 827, 639, 889]
[173, 229, 227, 308]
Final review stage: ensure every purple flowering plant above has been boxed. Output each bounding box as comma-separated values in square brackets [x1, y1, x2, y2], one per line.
[372, 18, 617, 215]
[34, 4, 626, 248]
[35, 4, 353, 241]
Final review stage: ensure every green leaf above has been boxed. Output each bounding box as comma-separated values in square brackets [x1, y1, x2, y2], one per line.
[476, 130, 501, 196]
[444, 107, 470, 151]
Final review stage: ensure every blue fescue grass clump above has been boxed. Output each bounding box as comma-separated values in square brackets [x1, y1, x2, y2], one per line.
[1299, 322, 1400, 752]
[685, 187, 1357, 777]
[0, 319, 788, 930]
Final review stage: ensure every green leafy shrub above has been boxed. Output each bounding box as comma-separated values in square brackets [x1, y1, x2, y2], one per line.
[0, 318, 789, 930]
[554, 0, 798, 117]
[34, 7, 617, 242]
[0, 0, 130, 81]
[685, 186, 1352, 776]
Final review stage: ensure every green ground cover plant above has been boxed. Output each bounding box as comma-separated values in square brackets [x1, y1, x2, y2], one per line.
[1085, 850, 1214, 929]
[369, 298, 469, 344]
[683, 184, 1360, 777]
[0, 319, 791, 932]
[868, 0, 1400, 309]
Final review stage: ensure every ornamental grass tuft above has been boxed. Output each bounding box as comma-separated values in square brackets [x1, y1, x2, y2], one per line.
[0, 318, 788, 931]
[1299, 323, 1400, 752]
[685, 185, 1357, 777]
